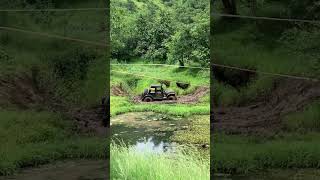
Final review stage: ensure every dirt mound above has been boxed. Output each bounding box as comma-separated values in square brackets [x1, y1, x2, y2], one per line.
[213, 79, 320, 134]
[70, 104, 108, 137]
[178, 87, 209, 103]
[111, 85, 127, 96]
[132, 87, 209, 104]
[0, 73, 44, 108]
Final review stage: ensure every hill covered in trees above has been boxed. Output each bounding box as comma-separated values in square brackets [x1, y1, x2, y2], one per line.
[111, 0, 210, 67]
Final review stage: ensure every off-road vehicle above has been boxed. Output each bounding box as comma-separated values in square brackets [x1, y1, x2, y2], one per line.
[141, 84, 177, 102]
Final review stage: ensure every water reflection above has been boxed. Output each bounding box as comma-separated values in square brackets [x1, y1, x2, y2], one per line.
[132, 136, 177, 153]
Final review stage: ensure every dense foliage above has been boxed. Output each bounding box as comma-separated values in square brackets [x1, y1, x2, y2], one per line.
[111, 0, 210, 67]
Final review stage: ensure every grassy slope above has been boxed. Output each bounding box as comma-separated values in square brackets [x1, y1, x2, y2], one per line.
[212, 1, 319, 106]
[212, 1, 320, 175]
[0, 2, 108, 176]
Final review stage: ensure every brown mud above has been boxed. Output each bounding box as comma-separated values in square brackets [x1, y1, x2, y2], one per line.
[0, 72, 44, 109]
[213, 79, 320, 134]
[70, 105, 108, 136]
[111, 84, 128, 96]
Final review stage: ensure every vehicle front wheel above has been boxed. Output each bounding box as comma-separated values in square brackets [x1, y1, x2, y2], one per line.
[143, 97, 153, 102]
[168, 96, 177, 100]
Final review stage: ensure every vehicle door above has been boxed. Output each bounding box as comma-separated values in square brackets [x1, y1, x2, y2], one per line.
[154, 87, 163, 100]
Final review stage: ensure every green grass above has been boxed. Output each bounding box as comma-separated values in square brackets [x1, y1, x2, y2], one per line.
[111, 143, 209, 180]
[0, 1, 108, 176]
[282, 101, 320, 132]
[213, 133, 320, 174]
[172, 115, 210, 145]
[0, 110, 108, 175]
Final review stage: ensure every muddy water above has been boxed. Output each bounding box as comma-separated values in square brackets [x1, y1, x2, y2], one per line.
[111, 112, 189, 153]
[0, 160, 107, 180]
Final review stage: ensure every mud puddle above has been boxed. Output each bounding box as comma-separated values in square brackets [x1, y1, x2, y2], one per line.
[111, 112, 189, 153]
[0, 160, 107, 180]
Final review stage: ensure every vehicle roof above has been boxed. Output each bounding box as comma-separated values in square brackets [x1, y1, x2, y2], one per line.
[150, 84, 161, 87]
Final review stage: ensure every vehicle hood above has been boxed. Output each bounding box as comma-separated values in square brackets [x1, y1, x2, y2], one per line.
[165, 90, 175, 94]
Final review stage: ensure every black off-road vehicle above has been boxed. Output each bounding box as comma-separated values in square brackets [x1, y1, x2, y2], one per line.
[141, 84, 177, 102]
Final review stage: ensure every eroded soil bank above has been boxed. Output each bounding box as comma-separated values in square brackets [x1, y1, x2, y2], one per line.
[213, 79, 320, 134]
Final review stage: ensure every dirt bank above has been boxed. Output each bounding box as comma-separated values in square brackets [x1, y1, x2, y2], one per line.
[213, 79, 320, 134]
[0, 72, 44, 109]
[70, 105, 108, 136]
[0, 72, 108, 136]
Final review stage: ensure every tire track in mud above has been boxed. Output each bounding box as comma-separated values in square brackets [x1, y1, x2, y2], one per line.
[213, 79, 320, 134]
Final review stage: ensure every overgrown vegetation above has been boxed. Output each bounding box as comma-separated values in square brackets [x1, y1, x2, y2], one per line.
[111, 143, 209, 180]
[212, 0, 320, 106]
[111, 0, 209, 67]
[212, 0, 320, 176]
[0, 0, 108, 176]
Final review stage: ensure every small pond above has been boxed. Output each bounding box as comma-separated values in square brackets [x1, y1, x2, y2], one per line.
[111, 112, 189, 153]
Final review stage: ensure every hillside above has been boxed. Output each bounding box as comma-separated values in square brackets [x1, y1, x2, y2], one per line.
[211, 0, 320, 176]
[0, 0, 108, 177]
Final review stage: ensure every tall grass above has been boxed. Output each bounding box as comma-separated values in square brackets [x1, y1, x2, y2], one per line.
[0, 110, 108, 175]
[213, 133, 320, 174]
[111, 143, 209, 180]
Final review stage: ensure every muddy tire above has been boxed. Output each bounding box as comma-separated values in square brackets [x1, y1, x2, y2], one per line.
[168, 96, 177, 100]
[143, 97, 153, 102]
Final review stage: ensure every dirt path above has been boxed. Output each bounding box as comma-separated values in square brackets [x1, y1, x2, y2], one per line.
[213, 79, 320, 134]
[0, 160, 108, 180]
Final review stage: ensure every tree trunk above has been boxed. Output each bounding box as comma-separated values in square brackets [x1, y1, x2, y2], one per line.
[221, 0, 237, 15]
[249, 0, 257, 15]
[179, 56, 185, 67]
